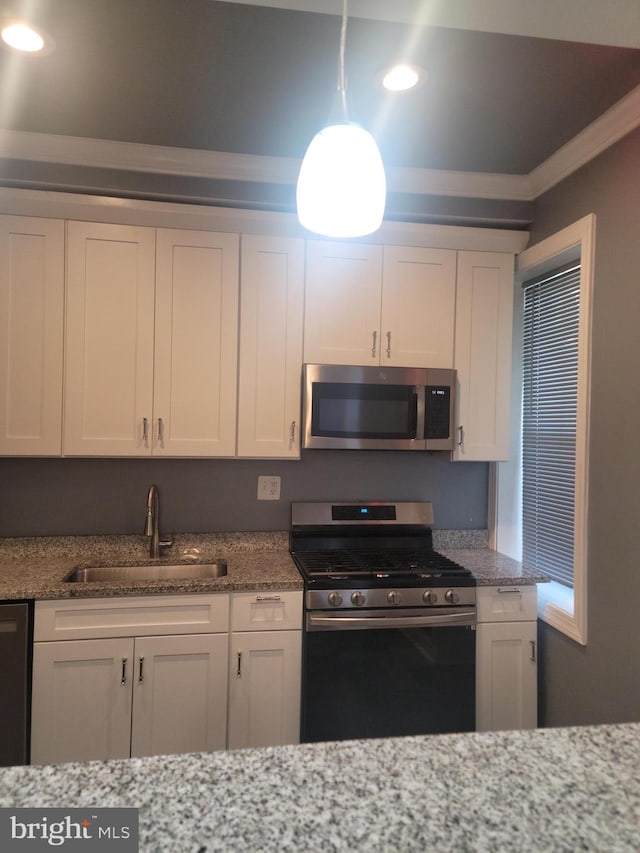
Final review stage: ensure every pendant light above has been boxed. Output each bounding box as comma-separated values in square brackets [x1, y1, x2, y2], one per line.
[296, 0, 386, 238]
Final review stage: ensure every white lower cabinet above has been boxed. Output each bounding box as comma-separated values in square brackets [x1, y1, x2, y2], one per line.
[475, 585, 538, 732]
[31, 594, 230, 765]
[227, 591, 302, 749]
[31, 637, 134, 763]
[130, 633, 228, 758]
[30, 590, 302, 764]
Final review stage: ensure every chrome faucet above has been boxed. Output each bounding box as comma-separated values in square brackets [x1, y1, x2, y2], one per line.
[144, 484, 174, 558]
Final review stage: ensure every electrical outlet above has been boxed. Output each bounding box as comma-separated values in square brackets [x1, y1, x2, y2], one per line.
[257, 475, 281, 501]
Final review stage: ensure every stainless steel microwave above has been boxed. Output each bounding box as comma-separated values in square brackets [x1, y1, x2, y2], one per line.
[302, 364, 456, 451]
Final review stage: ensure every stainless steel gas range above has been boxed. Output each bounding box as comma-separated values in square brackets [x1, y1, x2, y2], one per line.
[290, 501, 477, 743]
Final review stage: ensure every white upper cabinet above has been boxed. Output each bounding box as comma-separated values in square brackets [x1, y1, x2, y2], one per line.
[0, 215, 65, 455]
[237, 235, 305, 458]
[64, 223, 239, 456]
[453, 251, 515, 461]
[153, 228, 239, 457]
[304, 241, 383, 365]
[381, 246, 456, 368]
[64, 221, 156, 456]
[304, 241, 456, 368]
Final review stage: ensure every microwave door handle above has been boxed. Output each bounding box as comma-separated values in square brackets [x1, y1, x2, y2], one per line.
[415, 386, 426, 447]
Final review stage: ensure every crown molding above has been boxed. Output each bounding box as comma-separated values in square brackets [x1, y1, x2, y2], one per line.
[528, 84, 640, 198]
[1, 83, 639, 203]
[0, 185, 530, 252]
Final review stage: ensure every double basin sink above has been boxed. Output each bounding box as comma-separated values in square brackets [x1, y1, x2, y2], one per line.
[65, 560, 228, 584]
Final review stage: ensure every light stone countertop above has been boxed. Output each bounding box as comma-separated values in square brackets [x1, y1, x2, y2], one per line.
[0, 530, 544, 601]
[1, 723, 638, 851]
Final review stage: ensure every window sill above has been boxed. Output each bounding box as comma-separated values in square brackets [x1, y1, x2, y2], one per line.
[537, 580, 586, 645]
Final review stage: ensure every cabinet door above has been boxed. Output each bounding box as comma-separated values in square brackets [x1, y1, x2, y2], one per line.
[153, 229, 239, 457]
[64, 221, 156, 455]
[227, 630, 301, 749]
[476, 621, 537, 732]
[31, 638, 133, 764]
[453, 251, 514, 461]
[304, 241, 383, 365]
[381, 246, 456, 367]
[237, 236, 304, 458]
[130, 633, 228, 758]
[0, 216, 64, 455]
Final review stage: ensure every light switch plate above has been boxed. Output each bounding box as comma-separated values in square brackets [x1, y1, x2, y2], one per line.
[257, 475, 281, 501]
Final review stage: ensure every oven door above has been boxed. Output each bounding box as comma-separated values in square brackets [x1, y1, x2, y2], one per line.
[302, 608, 476, 743]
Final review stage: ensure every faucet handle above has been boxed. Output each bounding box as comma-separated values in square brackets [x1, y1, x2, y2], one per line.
[159, 534, 174, 552]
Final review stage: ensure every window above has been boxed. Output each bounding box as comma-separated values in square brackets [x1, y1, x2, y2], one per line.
[495, 214, 594, 645]
[522, 263, 580, 587]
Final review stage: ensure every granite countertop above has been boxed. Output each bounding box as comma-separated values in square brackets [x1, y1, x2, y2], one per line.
[0, 532, 302, 601]
[1, 723, 638, 851]
[0, 530, 544, 601]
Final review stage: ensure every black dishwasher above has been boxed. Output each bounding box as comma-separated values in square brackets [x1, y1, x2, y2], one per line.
[0, 601, 33, 766]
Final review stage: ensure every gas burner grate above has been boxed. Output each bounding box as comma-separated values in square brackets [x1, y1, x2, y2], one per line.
[293, 549, 471, 578]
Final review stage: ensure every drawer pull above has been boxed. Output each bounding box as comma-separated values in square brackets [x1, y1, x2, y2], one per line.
[121, 657, 127, 685]
[497, 588, 522, 594]
[256, 595, 281, 602]
[529, 640, 536, 663]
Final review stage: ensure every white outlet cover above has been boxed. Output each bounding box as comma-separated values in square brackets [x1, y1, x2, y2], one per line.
[257, 475, 281, 501]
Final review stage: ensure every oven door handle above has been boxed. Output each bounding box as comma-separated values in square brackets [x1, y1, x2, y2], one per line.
[306, 609, 476, 631]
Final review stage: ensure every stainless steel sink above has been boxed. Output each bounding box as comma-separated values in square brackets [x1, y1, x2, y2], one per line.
[64, 561, 228, 583]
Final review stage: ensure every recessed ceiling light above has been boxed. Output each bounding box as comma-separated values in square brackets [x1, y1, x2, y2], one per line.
[381, 64, 424, 92]
[1, 21, 52, 54]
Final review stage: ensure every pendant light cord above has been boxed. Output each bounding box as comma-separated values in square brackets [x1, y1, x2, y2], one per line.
[337, 0, 348, 121]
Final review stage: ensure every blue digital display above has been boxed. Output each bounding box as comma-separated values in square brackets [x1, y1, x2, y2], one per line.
[360, 508, 368, 514]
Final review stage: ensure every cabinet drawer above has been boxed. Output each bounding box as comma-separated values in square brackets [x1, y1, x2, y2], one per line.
[230, 591, 302, 632]
[476, 585, 537, 623]
[34, 594, 229, 641]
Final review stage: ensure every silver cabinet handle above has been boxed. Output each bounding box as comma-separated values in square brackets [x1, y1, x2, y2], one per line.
[157, 418, 164, 443]
[529, 641, 536, 663]
[371, 330, 377, 358]
[289, 420, 296, 449]
[138, 656, 145, 683]
[121, 657, 127, 685]
[142, 418, 149, 444]
[458, 425, 464, 446]
[256, 595, 281, 602]
[386, 331, 392, 358]
[236, 651, 242, 678]
[498, 588, 522, 594]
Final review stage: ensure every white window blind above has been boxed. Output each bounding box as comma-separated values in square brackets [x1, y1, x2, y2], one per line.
[522, 263, 580, 587]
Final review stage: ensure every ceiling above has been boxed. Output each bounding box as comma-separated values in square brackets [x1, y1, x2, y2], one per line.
[0, 0, 639, 222]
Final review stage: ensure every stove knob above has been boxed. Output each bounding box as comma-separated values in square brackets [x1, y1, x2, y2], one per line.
[423, 590, 438, 605]
[445, 589, 460, 605]
[327, 591, 343, 608]
[387, 590, 402, 606]
[351, 591, 366, 607]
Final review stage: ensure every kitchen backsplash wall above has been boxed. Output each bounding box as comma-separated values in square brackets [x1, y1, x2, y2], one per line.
[0, 453, 488, 537]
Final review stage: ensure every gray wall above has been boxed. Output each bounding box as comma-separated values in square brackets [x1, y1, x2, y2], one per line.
[0, 453, 488, 537]
[529, 126, 640, 727]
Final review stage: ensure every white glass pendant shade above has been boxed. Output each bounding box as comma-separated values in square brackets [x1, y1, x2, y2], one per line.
[296, 122, 386, 238]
